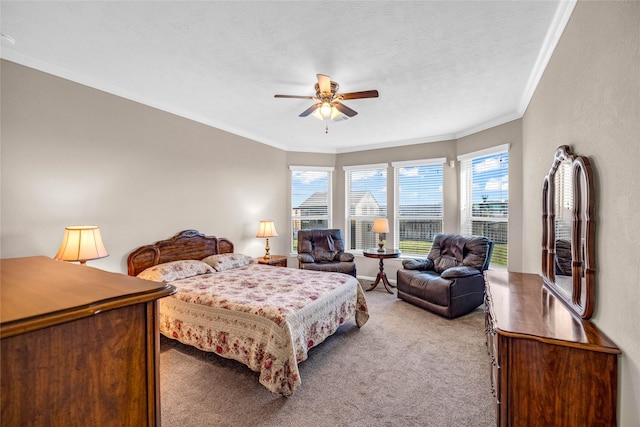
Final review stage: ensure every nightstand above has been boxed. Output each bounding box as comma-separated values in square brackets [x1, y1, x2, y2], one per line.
[256, 255, 287, 267]
[363, 248, 401, 293]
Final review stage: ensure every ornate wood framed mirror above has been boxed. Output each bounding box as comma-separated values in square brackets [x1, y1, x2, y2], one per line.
[542, 145, 595, 319]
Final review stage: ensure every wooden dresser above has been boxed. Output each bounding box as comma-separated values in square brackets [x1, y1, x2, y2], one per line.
[0, 256, 176, 426]
[484, 270, 620, 426]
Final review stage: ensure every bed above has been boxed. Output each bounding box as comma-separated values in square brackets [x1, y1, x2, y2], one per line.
[127, 230, 369, 397]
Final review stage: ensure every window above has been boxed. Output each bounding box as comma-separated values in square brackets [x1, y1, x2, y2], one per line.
[458, 145, 509, 267]
[393, 158, 445, 256]
[290, 166, 333, 252]
[344, 164, 388, 251]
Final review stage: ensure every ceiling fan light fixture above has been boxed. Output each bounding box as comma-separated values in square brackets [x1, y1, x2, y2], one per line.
[312, 105, 345, 122]
[275, 74, 378, 129]
[320, 102, 332, 119]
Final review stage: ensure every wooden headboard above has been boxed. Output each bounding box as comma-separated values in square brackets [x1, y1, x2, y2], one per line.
[127, 229, 234, 276]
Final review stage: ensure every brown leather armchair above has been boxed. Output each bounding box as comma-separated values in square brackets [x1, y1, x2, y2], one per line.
[397, 233, 493, 319]
[297, 229, 356, 277]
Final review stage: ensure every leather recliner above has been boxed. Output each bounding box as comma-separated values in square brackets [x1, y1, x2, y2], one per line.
[297, 229, 356, 277]
[397, 233, 493, 319]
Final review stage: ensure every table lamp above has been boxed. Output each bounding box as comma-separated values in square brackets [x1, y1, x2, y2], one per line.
[373, 218, 389, 252]
[256, 220, 278, 260]
[54, 225, 109, 265]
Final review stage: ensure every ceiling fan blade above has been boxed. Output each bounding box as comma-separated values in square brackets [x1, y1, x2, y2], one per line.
[317, 74, 331, 94]
[337, 90, 379, 100]
[299, 103, 322, 117]
[274, 94, 316, 100]
[333, 101, 358, 117]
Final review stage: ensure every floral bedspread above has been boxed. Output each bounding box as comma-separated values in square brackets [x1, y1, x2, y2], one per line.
[158, 264, 369, 396]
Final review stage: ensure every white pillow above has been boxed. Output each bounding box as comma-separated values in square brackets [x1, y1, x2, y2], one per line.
[201, 253, 256, 271]
[137, 260, 214, 282]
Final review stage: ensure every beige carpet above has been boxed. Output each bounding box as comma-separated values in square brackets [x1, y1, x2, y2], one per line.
[159, 283, 496, 427]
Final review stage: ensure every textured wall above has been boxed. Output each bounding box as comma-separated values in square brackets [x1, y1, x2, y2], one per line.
[1, 60, 289, 272]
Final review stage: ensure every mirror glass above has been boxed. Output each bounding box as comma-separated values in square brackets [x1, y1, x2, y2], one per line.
[542, 146, 595, 319]
[554, 159, 573, 294]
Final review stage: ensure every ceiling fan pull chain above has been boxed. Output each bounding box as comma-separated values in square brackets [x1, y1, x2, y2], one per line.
[325, 124, 329, 134]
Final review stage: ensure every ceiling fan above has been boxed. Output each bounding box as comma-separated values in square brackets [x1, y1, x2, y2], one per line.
[274, 74, 379, 129]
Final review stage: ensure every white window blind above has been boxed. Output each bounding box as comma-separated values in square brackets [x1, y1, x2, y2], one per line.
[458, 146, 509, 267]
[344, 164, 388, 251]
[393, 158, 445, 256]
[290, 166, 333, 252]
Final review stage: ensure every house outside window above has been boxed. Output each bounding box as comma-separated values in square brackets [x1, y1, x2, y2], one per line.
[393, 158, 446, 256]
[290, 166, 333, 252]
[344, 164, 388, 251]
[458, 145, 509, 267]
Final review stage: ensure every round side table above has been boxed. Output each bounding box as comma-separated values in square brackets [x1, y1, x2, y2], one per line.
[363, 249, 401, 293]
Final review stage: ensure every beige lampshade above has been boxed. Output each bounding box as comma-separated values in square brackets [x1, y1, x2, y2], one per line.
[256, 220, 278, 238]
[373, 218, 390, 233]
[54, 226, 109, 264]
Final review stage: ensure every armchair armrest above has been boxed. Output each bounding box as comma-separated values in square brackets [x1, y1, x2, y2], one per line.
[297, 253, 315, 263]
[441, 266, 482, 279]
[335, 252, 354, 262]
[402, 258, 434, 271]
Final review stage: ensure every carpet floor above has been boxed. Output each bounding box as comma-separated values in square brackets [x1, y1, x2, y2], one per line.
[159, 283, 496, 427]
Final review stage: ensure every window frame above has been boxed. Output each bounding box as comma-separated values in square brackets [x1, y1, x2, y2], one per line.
[343, 163, 388, 253]
[290, 165, 334, 253]
[457, 144, 509, 268]
[392, 158, 446, 257]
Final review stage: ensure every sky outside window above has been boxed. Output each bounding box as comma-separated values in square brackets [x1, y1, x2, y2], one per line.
[471, 153, 509, 203]
[292, 171, 328, 207]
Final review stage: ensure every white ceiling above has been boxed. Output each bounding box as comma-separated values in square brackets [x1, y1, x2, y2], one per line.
[0, 1, 575, 154]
